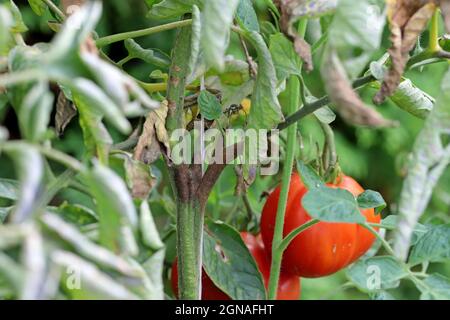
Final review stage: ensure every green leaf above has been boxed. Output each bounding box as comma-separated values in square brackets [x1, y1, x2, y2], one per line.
[9, 0, 28, 34]
[369, 290, 396, 300]
[370, 78, 434, 119]
[50, 202, 98, 226]
[313, 105, 336, 124]
[28, 0, 47, 16]
[0, 179, 19, 200]
[346, 256, 408, 292]
[380, 215, 428, 245]
[4, 146, 44, 223]
[41, 212, 141, 277]
[148, 0, 203, 19]
[297, 160, 325, 190]
[328, 0, 385, 78]
[53, 251, 139, 300]
[302, 186, 364, 223]
[408, 224, 450, 266]
[0, 6, 13, 56]
[46, 1, 102, 62]
[357, 190, 386, 213]
[269, 33, 302, 83]
[198, 90, 222, 120]
[0, 207, 12, 223]
[73, 91, 112, 164]
[140, 249, 166, 299]
[216, 58, 251, 86]
[139, 201, 164, 250]
[236, 0, 260, 32]
[203, 220, 266, 300]
[243, 31, 283, 129]
[7, 46, 50, 141]
[79, 52, 158, 121]
[388, 79, 434, 119]
[17, 81, 54, 142]
[201, 0, 239, 71]
[124, 39, 170, 69]
[419, 273, 450, 300]
[83, 162, 138, 253]
[393, 68, 450, 260]
[71, 78, 131, 134]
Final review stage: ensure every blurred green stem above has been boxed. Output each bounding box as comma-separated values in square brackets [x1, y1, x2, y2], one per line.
[96, 19, 193, 48]
[43, 0, 66, 22]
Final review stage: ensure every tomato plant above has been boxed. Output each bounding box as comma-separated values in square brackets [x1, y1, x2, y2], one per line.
[261, 173, 381, 277]
[0, 0, 449, 302]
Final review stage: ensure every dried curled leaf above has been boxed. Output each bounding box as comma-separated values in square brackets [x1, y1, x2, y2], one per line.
[322, 48, 397, 127]
[275, 0, 314, 72]
[374, 0, 437, 104]
[134, 101, 170, 164]
[55, 90, 77, 136]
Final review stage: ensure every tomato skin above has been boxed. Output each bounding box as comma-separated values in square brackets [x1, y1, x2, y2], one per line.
[240, 232, 300, 300]
[171, 232, 300, 300]
[260, 173, 381, 278]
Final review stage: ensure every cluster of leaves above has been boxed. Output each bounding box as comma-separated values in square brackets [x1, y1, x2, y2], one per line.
[0, 0, 449, 300]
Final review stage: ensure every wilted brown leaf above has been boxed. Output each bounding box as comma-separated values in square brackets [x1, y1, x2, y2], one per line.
[374, 0, 437, 104]
[124, 155, 156, 199]
[234, 165, 257, 196]
[133, 100, 170, 165]
[322, 48, 397, 127]
[55, 91, 77, 136]
[275, 0, 314, 72]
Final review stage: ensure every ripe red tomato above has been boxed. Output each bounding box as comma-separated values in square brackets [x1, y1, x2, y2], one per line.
[261, 173, 381, 278]
[171, 232, 300, 300]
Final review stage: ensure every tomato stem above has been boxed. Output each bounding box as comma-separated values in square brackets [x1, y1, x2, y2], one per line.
[428, 9, 441, 53]
[359, 223, 395, 256]
[175, 201, 204, 300]
[267, 75, 300, 300]
[278, 219, 320, 252]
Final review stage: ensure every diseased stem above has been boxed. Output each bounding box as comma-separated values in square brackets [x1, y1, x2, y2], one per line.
[267, 76, 300, 300]
[163, 22, 204, 300]
[166, 25, 193, 133]
[96, 19, 193, 48]
[176, 201, 204, 300]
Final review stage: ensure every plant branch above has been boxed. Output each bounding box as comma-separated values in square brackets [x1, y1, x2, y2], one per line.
[267, 76, 300, 300]
[279, 44, 450, 132]
[96, 19, 193, 48]
[43, 0, 66, 22]
[278, 219, 320, 252]
[359, 223, 395, 256]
